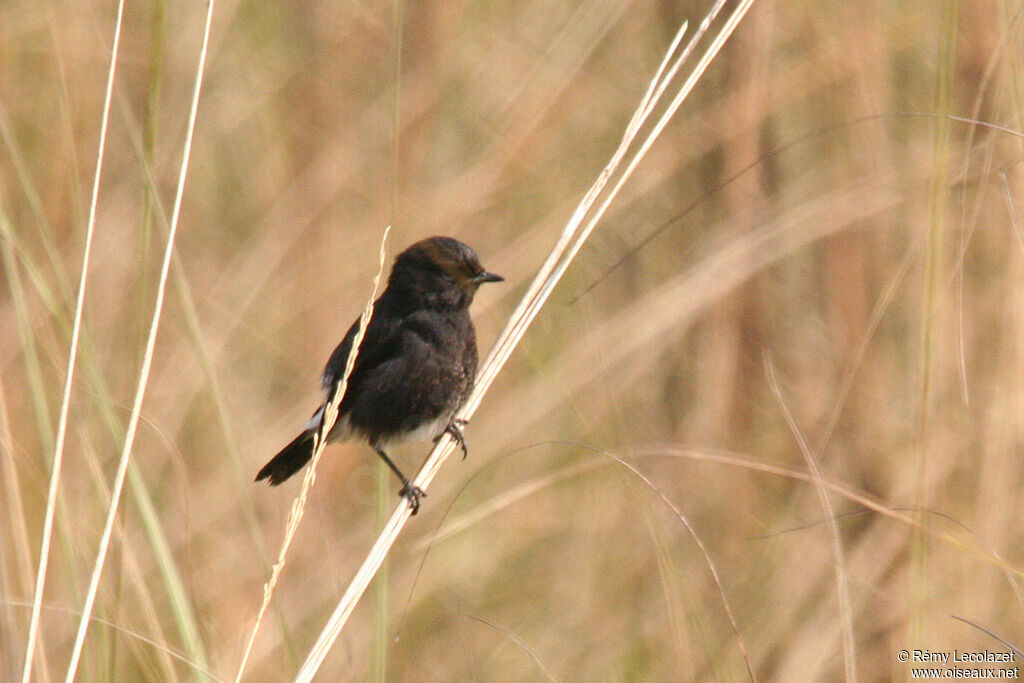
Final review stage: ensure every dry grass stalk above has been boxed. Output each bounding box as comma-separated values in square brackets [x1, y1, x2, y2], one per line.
[19, 0, 127, 679]
[233, 226, 392, 681]
[765, 357, 857, 682]
[640, 447, 1024, 579]
[60, 0, 218, 679]
[295, 1, 757, 678]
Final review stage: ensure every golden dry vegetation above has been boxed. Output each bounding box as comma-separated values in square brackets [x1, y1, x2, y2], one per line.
[2, 0, 1024, 680]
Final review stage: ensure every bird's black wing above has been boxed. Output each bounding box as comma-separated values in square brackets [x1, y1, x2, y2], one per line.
[344, 309, 471, 441]
[321, 316, 359, 397]
[320, 302, 406, 407]
[255, 304, 403, 485]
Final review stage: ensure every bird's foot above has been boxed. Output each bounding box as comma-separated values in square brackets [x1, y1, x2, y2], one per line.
[399, 481, 427, 515]
[441, 418, 469, 460]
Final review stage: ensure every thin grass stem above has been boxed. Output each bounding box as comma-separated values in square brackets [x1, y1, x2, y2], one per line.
[20, 0, 127, 678]
[764, 356, 857, 683]
[234, 227, 392, 682]
[63, 0, 217, 677]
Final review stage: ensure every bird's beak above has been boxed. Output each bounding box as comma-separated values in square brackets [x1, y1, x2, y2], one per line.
[476, 271, 504, 284]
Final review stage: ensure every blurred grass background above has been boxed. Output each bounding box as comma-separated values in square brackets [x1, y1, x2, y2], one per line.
[2, 0, 1024, 679]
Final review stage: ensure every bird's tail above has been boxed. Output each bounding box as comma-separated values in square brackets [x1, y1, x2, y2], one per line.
[255, 431, 316, 485]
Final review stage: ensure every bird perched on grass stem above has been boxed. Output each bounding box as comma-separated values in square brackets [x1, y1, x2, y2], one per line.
[256, 236, 503, 514]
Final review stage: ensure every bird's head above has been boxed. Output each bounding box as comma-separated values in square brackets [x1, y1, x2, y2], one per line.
[388, 236, 503, 309]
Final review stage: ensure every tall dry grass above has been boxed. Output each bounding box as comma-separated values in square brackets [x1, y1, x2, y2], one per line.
[2, 0, 1024, 680]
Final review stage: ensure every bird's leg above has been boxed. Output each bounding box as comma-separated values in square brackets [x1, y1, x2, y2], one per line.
[372, 444, 426, 515]
[437, 418, 469, 460]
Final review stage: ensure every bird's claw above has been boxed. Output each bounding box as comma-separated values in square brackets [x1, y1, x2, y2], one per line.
[442, 418, 469, 460]
[399, 482, 426, 515]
